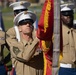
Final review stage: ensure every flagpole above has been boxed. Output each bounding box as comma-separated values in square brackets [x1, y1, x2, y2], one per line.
[52, 0, 60, 75]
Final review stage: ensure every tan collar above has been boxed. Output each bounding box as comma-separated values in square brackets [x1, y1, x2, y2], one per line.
[70, 28, 75, 32]
[20, 36, 33, 46]
[20, 30, 36, 46]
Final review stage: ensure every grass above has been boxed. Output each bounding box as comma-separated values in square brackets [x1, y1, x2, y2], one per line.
[2, 5, 42, 31]
[3, 15, 14, 30]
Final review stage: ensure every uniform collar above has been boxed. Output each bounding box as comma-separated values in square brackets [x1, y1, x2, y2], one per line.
[72, 29, 76, 33]
[20, 30, 36, 46]
[63, 24, 70, 31]
[22, 38, 33, 46]
[63, 24, 76, 34]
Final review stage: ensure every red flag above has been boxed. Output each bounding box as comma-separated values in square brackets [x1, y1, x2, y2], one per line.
[37, 0, 54, 41]
[37, 0, 54, 75]
[37, 0, 63, 75]
[39, 40, 53, 75]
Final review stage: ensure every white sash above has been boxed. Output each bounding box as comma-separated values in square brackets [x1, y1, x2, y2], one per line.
[14, 26, 20, 42]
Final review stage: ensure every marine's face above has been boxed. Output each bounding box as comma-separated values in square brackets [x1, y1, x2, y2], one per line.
[61, 15, 73, 27]
[18, 21, 33, 34]
[61, 15, 71, 24]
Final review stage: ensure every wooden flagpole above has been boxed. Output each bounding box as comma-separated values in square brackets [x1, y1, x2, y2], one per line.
[52, 0, 60, 75]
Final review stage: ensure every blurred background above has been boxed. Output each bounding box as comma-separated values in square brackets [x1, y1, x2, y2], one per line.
[0, 0, 76, 72]
[0, 0, 44, 31]
[0, 0, 76, 31]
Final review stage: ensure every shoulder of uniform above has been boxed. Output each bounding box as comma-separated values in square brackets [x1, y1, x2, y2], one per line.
[7, 27, 15, 33]
[0, 30, 5, 37]
[6, 27, 16, 37]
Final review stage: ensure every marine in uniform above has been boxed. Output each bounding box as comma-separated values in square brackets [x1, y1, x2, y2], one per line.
[6, 2, 31, 74]
[7, 1, 37, 45]
[6, 11, 44, 75]
[6, 1, 31, 44]
[58, 4, 76, 75]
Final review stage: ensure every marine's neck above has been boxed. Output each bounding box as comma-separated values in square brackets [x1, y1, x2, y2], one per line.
[21, 33, 32, 42]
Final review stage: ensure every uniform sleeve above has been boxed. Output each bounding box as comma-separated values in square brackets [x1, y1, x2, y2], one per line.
[6, 27, 19, 47]
[6, 28, 39, 62]
[6, 27, 25, 62]
[10, 38, 39, 63]
[22, 38, 39, 62]
[0, 30, 5, 45]
[6, 27, 16, 38]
